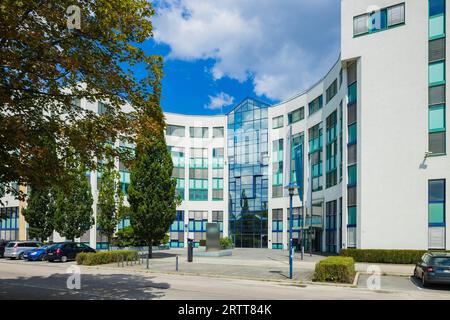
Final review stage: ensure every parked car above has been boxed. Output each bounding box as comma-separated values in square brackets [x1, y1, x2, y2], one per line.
[0, 240, 8, 258]
[23, 244, 52, 261]
[4, 241, 42, 259]
[414, 252, 450, 287]
[46, 242, 96, 262]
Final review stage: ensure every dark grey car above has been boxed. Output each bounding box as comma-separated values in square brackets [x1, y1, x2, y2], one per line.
[414, 252, 450, 287]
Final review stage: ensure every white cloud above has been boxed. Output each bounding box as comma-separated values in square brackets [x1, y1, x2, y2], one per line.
[153, 0, 340, 101]
[204, 92, 235, 111]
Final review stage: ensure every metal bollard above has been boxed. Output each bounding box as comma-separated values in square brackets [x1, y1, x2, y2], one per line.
[121, 255, 124, 267]
[126, 255, 128, 266]
[176, 256, 179, 272]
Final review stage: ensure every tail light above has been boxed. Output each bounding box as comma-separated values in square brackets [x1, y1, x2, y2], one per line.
[427, 267, 434, 272]
[56, 248, 62, 255]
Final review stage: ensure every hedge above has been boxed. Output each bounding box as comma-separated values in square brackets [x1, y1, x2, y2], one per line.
[340, 249, 450, 264]
[313, 257, 356, 284]
[76, 250, 139, 266]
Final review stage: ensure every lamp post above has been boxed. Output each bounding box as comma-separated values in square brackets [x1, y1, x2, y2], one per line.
[288, 184, 295, 279]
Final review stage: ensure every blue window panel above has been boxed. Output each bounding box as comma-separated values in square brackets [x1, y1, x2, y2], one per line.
[430, 14, 445, 39]
[429, 104, 446, 132]
[429, 61, 446, 85]
[430, 0, 446, 17]
[369, 9, 387, 33]
[429, 179, 445, 202]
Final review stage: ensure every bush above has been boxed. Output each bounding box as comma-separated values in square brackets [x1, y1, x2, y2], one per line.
[219, 237, 233, 249]
[313, 257, 356, 283]
[76, 250, 139, 266]
[340, 249, 450, 264]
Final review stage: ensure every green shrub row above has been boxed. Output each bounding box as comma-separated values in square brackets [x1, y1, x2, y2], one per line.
[313, 257, 356, 284]
[76, 250, 139, 266]
[340, 249, 450, 264]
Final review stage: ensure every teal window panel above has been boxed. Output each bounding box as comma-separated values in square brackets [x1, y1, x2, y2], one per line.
[429, 203, 445, 224]
[348, 123, 357, 144]
[429, 104, 446, 132]
[429, 14, 445, 39]
[348, 206, 357, 225]
[348, 164, 357, 185]
[429, 61, 446, 85]
[348, 82, 357, 105]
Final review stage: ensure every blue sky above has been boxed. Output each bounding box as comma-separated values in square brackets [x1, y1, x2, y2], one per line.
[145, 0, 341, 115]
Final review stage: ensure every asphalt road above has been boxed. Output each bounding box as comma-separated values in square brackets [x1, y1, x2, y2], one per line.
[0, 259, 449, 300]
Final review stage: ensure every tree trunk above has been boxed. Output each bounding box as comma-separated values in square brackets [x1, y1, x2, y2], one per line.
[148, 242, 153, 259]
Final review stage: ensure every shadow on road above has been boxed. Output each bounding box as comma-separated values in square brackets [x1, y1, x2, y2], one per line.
[0, 273, 171, 300]
[409, 276, 450, 291]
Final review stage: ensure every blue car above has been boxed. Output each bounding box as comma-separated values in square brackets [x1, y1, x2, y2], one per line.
[24, 245, 51, 261]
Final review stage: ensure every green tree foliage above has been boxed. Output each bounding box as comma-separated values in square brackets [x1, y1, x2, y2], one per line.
[22, 186, 56, 242]
[97, 156, 122, 249]
[0, 0, 164, 199]
[114, 226, 146, 248]
[54, 164, 94, 241]
[128, 132, 178, 259]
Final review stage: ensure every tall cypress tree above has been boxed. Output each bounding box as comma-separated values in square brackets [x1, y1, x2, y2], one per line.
[22, 186, 56, 242]
[97, 157, 121, 249]
[54, 165, 94, 242]
[127, 132, 177, 259]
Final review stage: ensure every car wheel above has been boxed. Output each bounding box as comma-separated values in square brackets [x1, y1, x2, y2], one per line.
[39, 254, 46, 261]
[18, 253, 24, 260]
[61, 255, 68, 263]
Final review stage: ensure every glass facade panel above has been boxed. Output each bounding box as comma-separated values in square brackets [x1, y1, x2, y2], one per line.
[429, 104, 446, 132]
[429, 61, 446, 85]
[228, 99, 269, 248]
[430, 15, 445, 39]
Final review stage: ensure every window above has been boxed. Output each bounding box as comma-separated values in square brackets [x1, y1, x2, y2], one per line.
[190, 127, 208, 138]
[369, 9, 387, 33]
[326, 79, 338, 104]
[348, 206, 357, 226]
[353, 14, 369, 36]
[429, 38, 446, 62]
[429, 179, 445, 225]
[353, 3, 405, 37]
[288, 107, 304, 124]
[430, 14, 445, 39]
[348, 82, 357, 105]
[348, 165, 357, 186]
[308, 95, 323, 115]
[272, 115, 284, 129]
[429, 104, 446, 132]
[429, 131, 446, 154]
[272, 209, 283, 249]
[213, 127, 224, 138]
[429, 61, 446, 85]
[189, 148, 208, 201]
[98, 102, 106, 115]
[429, 85, 446, 105]
[387, 3, 405, 27]
[166, 125, 185, 137]
[348, 123, 357, 144]
[430, 0, 446, 17]
[272, 139, 284, 198]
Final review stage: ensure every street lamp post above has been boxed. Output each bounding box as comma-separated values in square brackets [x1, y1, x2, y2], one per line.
[288, 184, 295, 280]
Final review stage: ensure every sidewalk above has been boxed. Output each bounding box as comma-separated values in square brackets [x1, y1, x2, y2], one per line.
[99, 248, 415, 283]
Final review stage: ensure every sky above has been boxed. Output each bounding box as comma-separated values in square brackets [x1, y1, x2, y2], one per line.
[145, 0, 341, 115]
